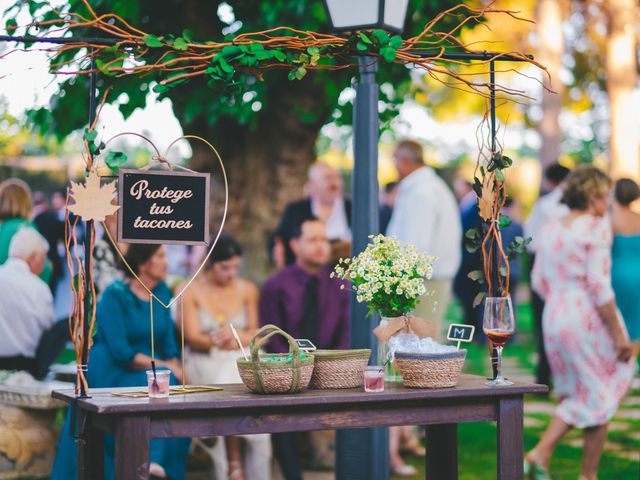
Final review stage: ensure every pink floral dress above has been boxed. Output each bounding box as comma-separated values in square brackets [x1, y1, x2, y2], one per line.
[532, 215, 636, 428]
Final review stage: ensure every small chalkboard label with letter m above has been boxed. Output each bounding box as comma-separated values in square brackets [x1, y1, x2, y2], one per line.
[447, 323, 475, 350]
[118, 169, 210, 245]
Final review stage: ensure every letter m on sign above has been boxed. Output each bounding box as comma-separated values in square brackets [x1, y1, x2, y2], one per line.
[446, 323, 475, 343]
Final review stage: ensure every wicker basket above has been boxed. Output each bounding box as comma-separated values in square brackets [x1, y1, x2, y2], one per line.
[395, 350, 467, 388]
[309, 349, 371, 389]
[237, 325, 315, 394]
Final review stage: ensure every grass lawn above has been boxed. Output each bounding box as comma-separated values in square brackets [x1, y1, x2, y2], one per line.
[392, 299, 640, 480]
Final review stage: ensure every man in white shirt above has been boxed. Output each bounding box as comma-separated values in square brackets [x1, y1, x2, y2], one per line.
[387, 140, 462, 335]
[524, 163, 570, 387]
[524, 163, 571, 253]
[0, 228, 54, 376]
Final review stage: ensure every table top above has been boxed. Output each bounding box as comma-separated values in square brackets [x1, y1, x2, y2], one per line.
[52, 374, 548, 414]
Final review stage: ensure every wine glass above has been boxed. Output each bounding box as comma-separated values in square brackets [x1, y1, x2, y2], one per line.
[483, 295, 515, 386]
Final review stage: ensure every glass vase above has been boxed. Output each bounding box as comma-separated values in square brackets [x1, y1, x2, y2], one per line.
[377, 316, 411, 383]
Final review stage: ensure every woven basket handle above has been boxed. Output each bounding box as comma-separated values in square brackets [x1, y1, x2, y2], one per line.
[250, 324, 301, 360]
[249, 324, 302, 393]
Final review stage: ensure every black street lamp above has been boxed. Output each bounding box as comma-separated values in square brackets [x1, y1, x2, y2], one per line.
[324, 3, 409, 479]
[323, 0, 409, 34]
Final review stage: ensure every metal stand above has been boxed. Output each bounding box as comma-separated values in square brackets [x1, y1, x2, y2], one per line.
[336, 56, 387, 480]
[79, 56, 98, 398]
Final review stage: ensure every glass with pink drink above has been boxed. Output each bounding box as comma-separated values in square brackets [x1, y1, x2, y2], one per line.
[363, 366, 385, 392]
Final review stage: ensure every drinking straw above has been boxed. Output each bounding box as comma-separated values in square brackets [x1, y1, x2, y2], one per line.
[229, 323, 248, 360]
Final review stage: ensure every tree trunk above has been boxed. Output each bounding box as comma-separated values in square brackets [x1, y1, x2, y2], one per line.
[535, 0, 566, 189]
[604, 0, 640, 180]
[172, 75, 334, 282]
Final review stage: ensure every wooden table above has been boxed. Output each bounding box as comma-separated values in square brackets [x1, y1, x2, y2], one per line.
[53, 374, 547, 479]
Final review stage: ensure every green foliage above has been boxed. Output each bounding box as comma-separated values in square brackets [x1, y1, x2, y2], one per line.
[7, 0, 462, 138]
[506, 235, 531, 261]
[143, 34, 164, 47]
[83, 128, 105, 156]
[4, 18, 16, 34]
[103, 151, 128, 173]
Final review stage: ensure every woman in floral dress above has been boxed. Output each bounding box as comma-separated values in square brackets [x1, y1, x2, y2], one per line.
[528, 165, 635, 480]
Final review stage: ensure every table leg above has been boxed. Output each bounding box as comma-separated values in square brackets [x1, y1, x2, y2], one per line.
[425, 423, 458, 479]
[77, 422, 104, 480]
[114, 415, 150, 480]
[497, 397, 524, 479]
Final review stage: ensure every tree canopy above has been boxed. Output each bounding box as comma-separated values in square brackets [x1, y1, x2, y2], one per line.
[12, 0, 466, 140]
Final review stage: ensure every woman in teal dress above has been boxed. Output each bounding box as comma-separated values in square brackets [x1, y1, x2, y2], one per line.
[611, 178, 640, 352]
[52, 244, 190, 479]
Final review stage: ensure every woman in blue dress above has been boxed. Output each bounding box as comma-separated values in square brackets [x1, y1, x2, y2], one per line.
[52, 244, 190, 479]
[611, 178, 640, 356]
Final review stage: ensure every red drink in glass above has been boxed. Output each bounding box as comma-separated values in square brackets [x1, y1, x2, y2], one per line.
[364, 366, 385, 392]
[483, 329, 512, 347]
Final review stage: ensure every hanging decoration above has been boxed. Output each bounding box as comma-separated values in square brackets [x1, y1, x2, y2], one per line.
[4, 1, 548, 101]
[67, 170, 119, 222]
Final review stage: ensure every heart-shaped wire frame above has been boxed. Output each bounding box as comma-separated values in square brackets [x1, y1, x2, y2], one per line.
[98, 133, 228, 309]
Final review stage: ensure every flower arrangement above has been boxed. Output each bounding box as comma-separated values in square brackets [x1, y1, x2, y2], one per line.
[332, 235, 436, 318]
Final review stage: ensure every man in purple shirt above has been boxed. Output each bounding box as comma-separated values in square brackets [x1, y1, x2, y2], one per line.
[260, 217, 350, 480]
[260, 217, 350, 353]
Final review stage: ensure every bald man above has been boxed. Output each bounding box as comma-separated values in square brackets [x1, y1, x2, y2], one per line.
[272, 162, 351, 267]
[387, 140, 462, 336]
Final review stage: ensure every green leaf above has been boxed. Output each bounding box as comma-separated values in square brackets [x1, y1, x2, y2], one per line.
[358, 32, 373, 45]
[498, 214, 512, 229]
[380, 46, 397, 62]
[372, 29, 390, 45]
[90, 141, 105, 156]
[218, 57, 234, 73]
[294, 66, 307, 80]
[467, 270, 484, 282]
[465, 228, 478, 239]
[389, 35, 403, 49]
[495, 168, 505, 182]
[499, 266, 507, 277]
[182, 29, 193, 42]
[356, 41, 369, 52]
[502, 155, 513, 168]
[273, 50, 286, 62]
[143, 34, 164, 48]
[473, 292, 485, 308]
[5, 18, 17, 34]
[153, 83, 169, 93]
[307, 46, 320, 56]
[95, 59, 111, 75]
[255, 50, 274, 61]
[222, 45, 243, 58]
[83, 129, 97, 143]
[173, 37, 189, 51]
[104, 151, 128, 173]
[465, 243, 480, 254]
[288, 69, 297, 81]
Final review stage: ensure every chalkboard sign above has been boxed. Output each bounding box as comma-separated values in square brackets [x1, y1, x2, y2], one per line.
[117, 169, 210, 245]
[447, 324, 475, 343]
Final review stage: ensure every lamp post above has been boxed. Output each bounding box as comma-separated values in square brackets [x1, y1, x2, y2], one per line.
[324, 2, 409, 479]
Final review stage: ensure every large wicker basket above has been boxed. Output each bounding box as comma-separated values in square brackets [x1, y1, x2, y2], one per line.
[309, 349, 371, 389]
[237, 325, 315, 394]
[395, 350, 467, 388]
